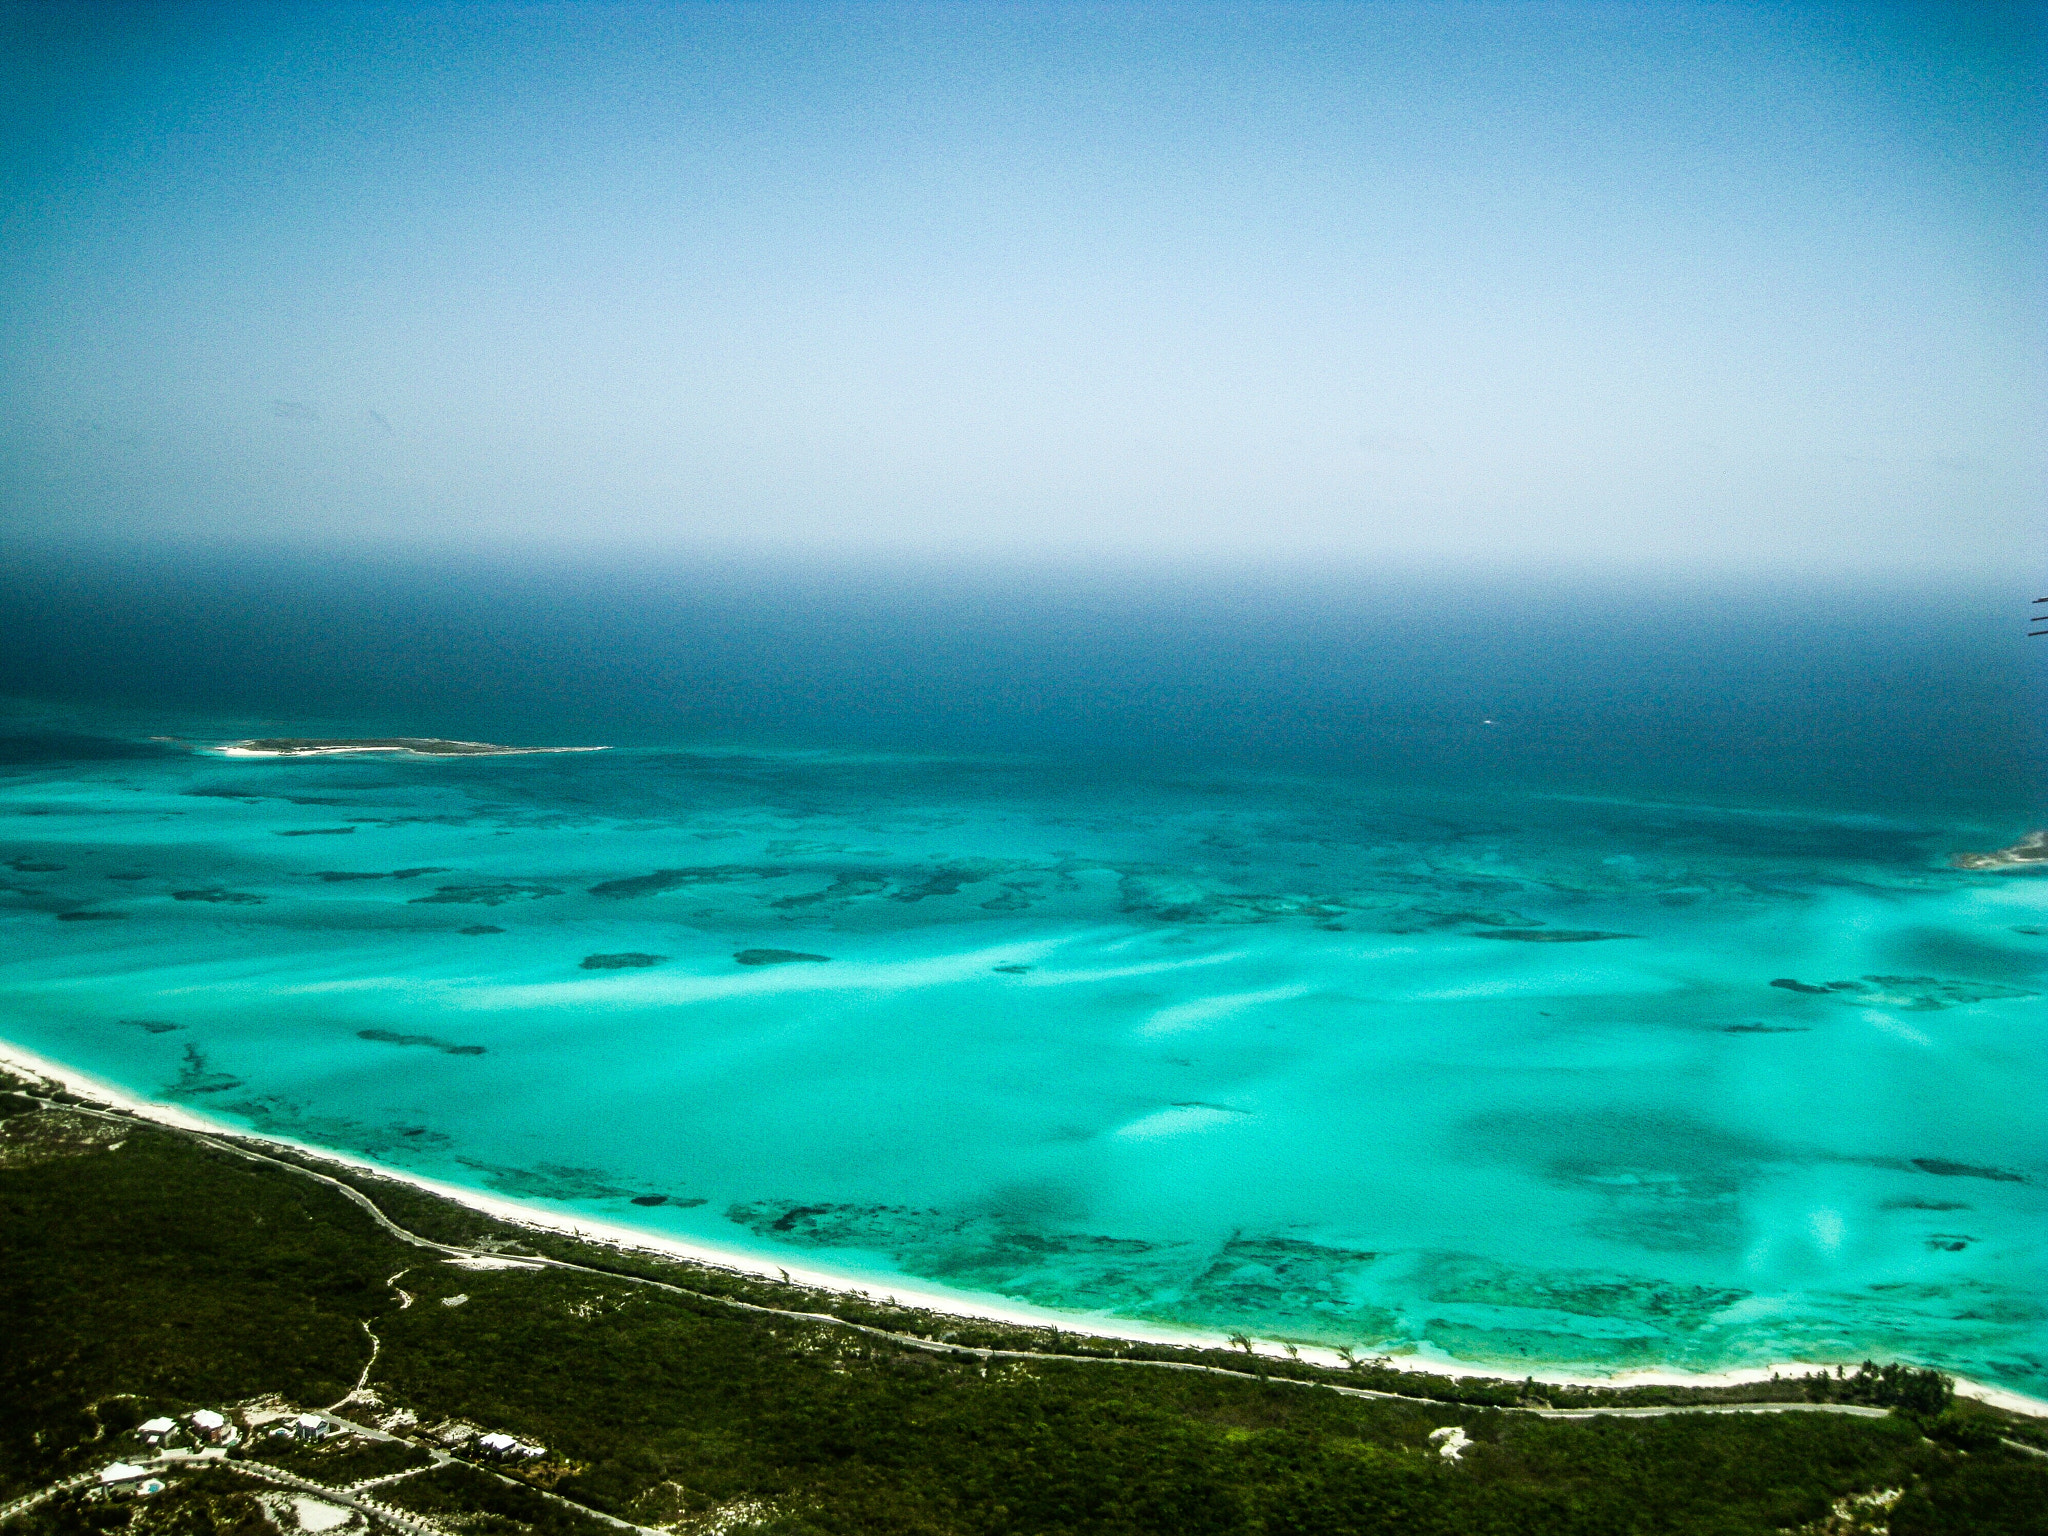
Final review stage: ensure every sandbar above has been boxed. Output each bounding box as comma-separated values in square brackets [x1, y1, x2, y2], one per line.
[211, 738, 608, 758]
[1950, 829, 2048, 870]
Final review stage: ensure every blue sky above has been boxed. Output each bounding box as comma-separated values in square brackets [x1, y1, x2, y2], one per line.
[2, 1, 2040, 575]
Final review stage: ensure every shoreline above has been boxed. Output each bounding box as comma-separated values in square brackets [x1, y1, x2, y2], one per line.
[5, 1036, 2044, 1419]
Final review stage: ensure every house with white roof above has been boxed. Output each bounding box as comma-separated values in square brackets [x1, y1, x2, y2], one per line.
[99, 1464, 163, 1494]
[476, 1432, 543, 1460]
[293, 1413, 331, 1442]
[136, 1418, 178, 1448]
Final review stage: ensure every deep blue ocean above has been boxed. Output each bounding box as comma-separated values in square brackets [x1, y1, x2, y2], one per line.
[3, 552, 2044, 1393]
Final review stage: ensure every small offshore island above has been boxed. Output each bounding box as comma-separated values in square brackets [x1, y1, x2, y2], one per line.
[214, 739, 609, 758]
[1951, 830, 2048, 871]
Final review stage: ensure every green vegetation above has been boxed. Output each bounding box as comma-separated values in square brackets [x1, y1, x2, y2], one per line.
[378, 1465, 612, 1536]
[3, 1079, 2044, 1534]
[235, 1436, 431, 1485]
[12, 1469, 280, 1536]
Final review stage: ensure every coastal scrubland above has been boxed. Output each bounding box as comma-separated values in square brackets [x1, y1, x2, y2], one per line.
[2, 1081, 2042, 1535]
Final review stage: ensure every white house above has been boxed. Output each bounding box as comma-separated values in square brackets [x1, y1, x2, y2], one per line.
[476, 1433, 543, 1460]
[293, 1413, 330, 1442]
[1428, 1425, 1471, 1461]
[189, 1410, 236, 1446]
[99, 1464, 151, 1486]
[136, 1418, 177, 1448]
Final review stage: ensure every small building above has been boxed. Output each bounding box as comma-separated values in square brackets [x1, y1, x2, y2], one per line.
[189, 1410, 236, 1446]
[1428, 1424, 1471, 1461]
[136, 1418, 178, 1448]
[475, 1433, 543, 1460]
[99, 1464, 152, 1489]
[292, 1413, 331, 1443]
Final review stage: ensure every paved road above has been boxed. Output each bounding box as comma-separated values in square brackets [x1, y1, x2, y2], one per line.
[0, 1471, 98, 1526]
[214, 1458, 445, 1536]
[0, 1418, 663, 1536]
[0, 1449, 443, 1536]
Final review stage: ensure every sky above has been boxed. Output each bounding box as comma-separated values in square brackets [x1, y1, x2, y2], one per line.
[1, 1, 2042, 577]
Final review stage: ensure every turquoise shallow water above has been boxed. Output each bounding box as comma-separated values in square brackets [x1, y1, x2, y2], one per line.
[3, 715, 2044, 1396]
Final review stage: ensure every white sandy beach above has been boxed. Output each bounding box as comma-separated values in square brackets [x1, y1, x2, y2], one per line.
[4, 1037, 2042, 1418]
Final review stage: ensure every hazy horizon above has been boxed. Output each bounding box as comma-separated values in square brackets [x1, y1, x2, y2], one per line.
[4, 1, 2042, 577]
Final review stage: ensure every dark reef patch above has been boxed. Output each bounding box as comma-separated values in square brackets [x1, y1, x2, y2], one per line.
[628, 1194, 707, 1208]
[1471, 929, 1636, 943]
[57, 909, 126, 921]
[5, 857, 64, 872]
[1855, 975, 2037, 1010]
[409, 882, 562, 906]
[889, 859, 1023, 902]
[735, 948, 831, 966]
[455, 1157, 633, 1201]
[172, 888, 267, 904]
[590, 866, 778, 899]
[357, 1028, 486, 1056]
[1432, 908, 1544, 929]
[772, 871, 890, 909]
[1116, 870, 1344, 925]
[1174, 1235, 1392, 1334]
[1771, 974, 2035, 1009]
[580, 952, 667, 970]
[275, 827, 356, 837]
[1912, 1158, 2027, 1183]
[717, 1198, 1773, 1356]
[993, 964, 1033, 974]
[117, 1019, 182, 1034]
[1721, 1023, 1810, 1034]
[458, 924, 503, 935]
[166, 1045, 241, 1098]
[316, 867, 452, 882]
[212, 1093, 453, 1160]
